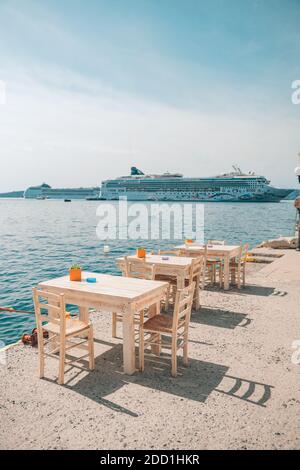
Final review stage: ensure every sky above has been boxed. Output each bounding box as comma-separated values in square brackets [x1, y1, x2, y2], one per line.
[0, 0, 299, 191]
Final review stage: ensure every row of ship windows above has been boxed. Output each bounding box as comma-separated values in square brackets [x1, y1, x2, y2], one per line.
[106, 184, 263, 190]
[106, 179, 265, 186]
[27, 191, 98, 195]
[107, 188, 255, 193]
[106, 187, 259, 191]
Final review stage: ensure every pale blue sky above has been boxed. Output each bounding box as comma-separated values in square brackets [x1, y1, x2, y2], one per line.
[0, 0, 299, 190]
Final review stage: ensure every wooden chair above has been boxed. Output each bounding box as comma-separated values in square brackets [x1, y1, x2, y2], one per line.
[117, 256, 157, 280]
[155, 250, 180, 308]
[112, 258, 157, 338]
[206, 242, 224, 287]
[32, 288, 94, 385]
[229, 244, 249, 288]
[206, 260, 223, 287]
[155, 256, 202, 310]
[185, 257, 203, 309]
[139, 282, 195, 377]
[144, 251, 174, 307]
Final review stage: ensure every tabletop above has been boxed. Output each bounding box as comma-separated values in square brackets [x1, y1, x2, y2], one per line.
[175, 244, 240, 255]
[38, 271, 168, 303]
[116, 254, 193, 267]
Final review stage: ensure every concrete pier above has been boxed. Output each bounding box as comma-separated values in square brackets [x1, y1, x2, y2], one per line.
[1, 251, 300, 449]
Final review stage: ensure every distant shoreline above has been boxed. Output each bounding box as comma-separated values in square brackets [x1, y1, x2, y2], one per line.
[0, 191, 24, 198]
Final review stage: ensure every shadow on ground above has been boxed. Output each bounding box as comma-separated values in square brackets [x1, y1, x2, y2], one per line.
[191, 307, 251, 329]
[44, 340, 273, 417]
[206, 284, 282, 297]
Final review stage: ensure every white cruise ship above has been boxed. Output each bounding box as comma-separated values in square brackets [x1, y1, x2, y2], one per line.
[100, 167, 292, 202]
[24, 183, 100, 200]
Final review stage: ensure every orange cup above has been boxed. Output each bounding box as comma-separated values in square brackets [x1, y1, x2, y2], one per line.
[137, 248, 146, 258]
[69, 268, 82, 281]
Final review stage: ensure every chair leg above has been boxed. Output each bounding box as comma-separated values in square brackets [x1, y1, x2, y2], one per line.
[243, 264, 246, 287]
[194, 277, 200, 310]
[201, 265, 206, 289]
[171, 337, 177, 377]
[157, 333, 161, 356]
[183, 336, 188, 367]
[193, 289, 200, 310]
[205, 266, 210, 285]
[38, 329, 45, 378]
[88, 326, 95, 370]
[58, 335, 66, 385]
[219, 263, 223, 288]
[134, 310, 144, 349]
[165, 285, 170, 311]
[169, 285, 176, 305]
[230, 267, 236, 285]
[139, 328, 145, 372]
[237, 264, 241, 289]
[112, 312, 117, 338]
[208, 265, 214, 285]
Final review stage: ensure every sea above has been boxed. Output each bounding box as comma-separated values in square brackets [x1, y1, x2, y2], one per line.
[0, 198, 296, 346]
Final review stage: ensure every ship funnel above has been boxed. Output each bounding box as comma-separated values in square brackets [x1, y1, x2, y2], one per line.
[131, 167, 144, 176]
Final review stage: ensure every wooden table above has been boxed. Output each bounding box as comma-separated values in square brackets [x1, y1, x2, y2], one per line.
[174, 244, 241, 290]
[116, 254, 193, 290]
[116, 254, 201, 311]
[38, 272, 168, 375]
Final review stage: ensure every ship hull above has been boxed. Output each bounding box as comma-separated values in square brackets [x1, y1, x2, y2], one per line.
[101, 190, 290, 203]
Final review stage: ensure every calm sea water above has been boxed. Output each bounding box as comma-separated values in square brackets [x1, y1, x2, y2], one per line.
[0, 198, 296, 346]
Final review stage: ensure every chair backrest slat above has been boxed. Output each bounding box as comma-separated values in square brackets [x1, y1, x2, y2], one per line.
[177, 305, 192, 321]
[188, 257, 204, 284]
[178, 249, 188, 257]
[34, 289, 62, 304]
[172, 282, 195, 331]
[32, 288, 66, 330]
[36, 302, 61, 313]
[36, 303, 62, 325]
[123, 257, 156, 280]
[208, 239, 226, 245]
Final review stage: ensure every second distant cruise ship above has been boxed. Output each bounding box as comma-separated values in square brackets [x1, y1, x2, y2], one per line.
[100, 167, 292, 202]
[24, 183, 100, 200]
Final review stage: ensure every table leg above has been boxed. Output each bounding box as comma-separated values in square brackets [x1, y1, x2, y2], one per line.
[122, 306, 136, 375]
[224, 255, 230, 290]
[79, 306, 89, 338]
[177, 274, 185, 290]
[79, 306, 89, 322]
